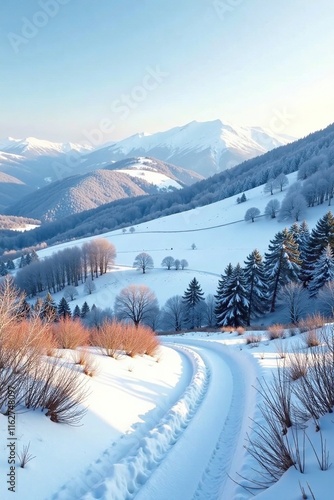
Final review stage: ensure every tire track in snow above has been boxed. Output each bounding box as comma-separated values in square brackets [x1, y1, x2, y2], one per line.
[49, 346, 209, 500]
[191, 342, 258, 500]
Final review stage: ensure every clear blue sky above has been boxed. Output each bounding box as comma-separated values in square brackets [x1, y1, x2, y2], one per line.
[1, 0, 334, 144]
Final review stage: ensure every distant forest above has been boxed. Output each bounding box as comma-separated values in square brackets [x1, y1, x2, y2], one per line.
[1, 122, 333, 254]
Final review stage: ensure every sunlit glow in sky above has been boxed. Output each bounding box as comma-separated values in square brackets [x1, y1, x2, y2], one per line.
[1, 0, 334, 143]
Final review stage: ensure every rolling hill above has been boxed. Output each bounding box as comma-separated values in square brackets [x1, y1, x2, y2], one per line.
[6, 158, 203, 222]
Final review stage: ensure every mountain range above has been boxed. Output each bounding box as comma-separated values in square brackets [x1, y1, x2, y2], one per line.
[0, 119, 292, 211]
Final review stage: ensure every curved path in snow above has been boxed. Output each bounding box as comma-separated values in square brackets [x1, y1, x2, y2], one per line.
[136, 339, 258, 500]
[50, 340, 257, 500]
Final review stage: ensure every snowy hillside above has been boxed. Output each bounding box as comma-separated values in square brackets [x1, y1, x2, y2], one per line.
[3, 172, 334, 500]
[35, 171, 330, 313]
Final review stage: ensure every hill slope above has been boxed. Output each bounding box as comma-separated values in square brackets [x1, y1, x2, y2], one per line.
[6, 158, 202, 222]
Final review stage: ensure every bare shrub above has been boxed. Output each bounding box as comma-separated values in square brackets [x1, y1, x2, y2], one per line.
[236, 326, 245, 335]
[256, 369, 293, 432]
[287, 349, 308, 381]
[72, 349, 99, 377]
[91, 321, 124, 358]
[245, 407, 295, 487]
[52, 318, 89, 349]
[275, 339, 287, 359]
[245, 334, 262, 346]
[24, 358, 89, 425]
[292, 347, 334, 423]
[299, 313, 325, 332]
[17, 442, 35, 468]
[267, 324, 284, 340]
[304, 330, 320, 348]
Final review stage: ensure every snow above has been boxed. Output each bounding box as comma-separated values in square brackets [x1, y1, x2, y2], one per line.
[115, 168, 182, 190]
[0, 137, 93, 157]
[3, 173, 334, 498]
[109, 119, 292, 158]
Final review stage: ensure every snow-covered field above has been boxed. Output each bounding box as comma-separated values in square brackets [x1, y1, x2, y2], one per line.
[2, 173, 334, 499]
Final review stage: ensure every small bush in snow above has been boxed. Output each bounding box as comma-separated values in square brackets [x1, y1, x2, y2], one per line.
[267, 324, 284, 340]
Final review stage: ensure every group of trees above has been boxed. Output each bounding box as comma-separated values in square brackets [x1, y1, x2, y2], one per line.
[161, 256, 188, 270]
[216, 211, 334, 326]
[15, 239, 116, 297]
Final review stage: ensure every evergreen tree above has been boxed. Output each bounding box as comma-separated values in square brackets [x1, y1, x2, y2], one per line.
[25, 253, 32, 266]
[17, 298, 31, 320]
[19, 255, 27, 268]
[302, 212, 334, 285]
[216, 264, 249, 327]
[308, 245, 334, 297]
[81, 301, 90, 318]
[0, 262, 8, 276]
[73, 304, 81, 319]
[58, 297, 71, 319]
[182, 277, 204, 328]
[243, 249, 268, 325]
[41, 292, 57, 321]
[6, 259, 15, 270]
[264, 228, 301, 312]
[214, 263, 234, 319]
[30, 250, 39, 262]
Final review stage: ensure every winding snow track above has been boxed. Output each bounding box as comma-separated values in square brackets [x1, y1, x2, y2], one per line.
[51, 340, 257, 500]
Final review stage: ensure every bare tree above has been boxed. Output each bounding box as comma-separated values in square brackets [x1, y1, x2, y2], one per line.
[114, 285, 159, 327]
[161, 295, 185, 331]
[264, 177, 276, 195]
[129, 227, 135, 234]
[180, 259, 189, 270]
[133, 253, 154, 274]
[174, 259, 181, 270]
[204, 294, 217, 327]
[274, 173, 289, 192]
[278, 282, 308, 324]
[318, 281, 334, 316]
[63, 285, 78, 301]
[264, 199, 280, 219]
[84, 277, 96, 295]
[245, 207, 260, 223]
[279, 193, 307, 222]
[161, 256, 175, 270]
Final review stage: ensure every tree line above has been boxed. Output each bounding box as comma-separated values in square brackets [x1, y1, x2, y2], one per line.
[15, 238, 116, 297]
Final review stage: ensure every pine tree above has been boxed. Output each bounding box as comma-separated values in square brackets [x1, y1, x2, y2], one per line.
[214, 263, 234, 319]
[6, 259, 15, 270]
[182, 277, 204, 328]
[41, 292, 57, 321]
[73, 304, 81, 319]
[0, 262, 8, 276]
[216, 264, 249, 327]
[81, 301, 90, 318]
[243, 249, 268, 325]
[302, 211, 334, 284]
[19, 255, 27, 268]
[308, 245, 334, 297]
[30, 250, 39, 262]
[264, 228, 301, 312]
[58, 297, 71, 319]
[17, 298, 31, 320]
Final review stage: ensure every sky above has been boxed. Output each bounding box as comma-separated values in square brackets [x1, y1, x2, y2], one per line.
[1, 0, 334, 145]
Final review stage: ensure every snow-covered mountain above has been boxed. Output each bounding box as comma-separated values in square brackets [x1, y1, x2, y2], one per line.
[0, 119, 293, 209]
[0, 136, 92, 157]
[80, 119, 293, 177]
